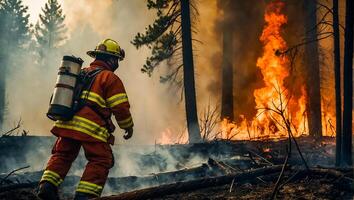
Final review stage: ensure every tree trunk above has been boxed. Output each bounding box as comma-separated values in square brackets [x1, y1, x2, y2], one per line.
[0, 57, 5, 131]
[221, 14, 234, 120]
[0, 9, 5, 131]
[0, 31, 7, 131]
[303, 0, 322, 138]
[333, 0, 342, 167]
[180, 0, 201, 143]
[341, 0, 353, 167]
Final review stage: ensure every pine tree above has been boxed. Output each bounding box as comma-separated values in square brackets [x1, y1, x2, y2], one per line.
[132, 0, 202, 143]
[0, 0, 30, 48]
[35, 0, 67, 59]
[0, 0, 31, 130]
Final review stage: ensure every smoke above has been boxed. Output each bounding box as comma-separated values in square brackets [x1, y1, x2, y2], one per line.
[0, 136, 208, 195]
[5, 0, 186, 145]
[2, 2, 211, 190]
[192, 0, 222, 108]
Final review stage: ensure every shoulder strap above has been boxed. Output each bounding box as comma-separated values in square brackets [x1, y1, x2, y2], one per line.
[80, 68, 104, 100]
[80, 68, 115, 133]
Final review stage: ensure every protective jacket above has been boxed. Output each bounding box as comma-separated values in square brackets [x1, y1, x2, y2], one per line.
[51, 60, 134, 144]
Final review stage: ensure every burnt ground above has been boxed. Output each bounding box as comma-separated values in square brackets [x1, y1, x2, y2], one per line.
[0, 171, 352, 200]
[0, 136, 353, 200]
[151, 172, 353, 200]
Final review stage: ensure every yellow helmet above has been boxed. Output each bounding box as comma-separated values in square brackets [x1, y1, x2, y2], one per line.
[87, 39, 125, 61]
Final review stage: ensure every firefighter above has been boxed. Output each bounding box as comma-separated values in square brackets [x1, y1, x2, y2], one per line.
[37, 39, 134, 200]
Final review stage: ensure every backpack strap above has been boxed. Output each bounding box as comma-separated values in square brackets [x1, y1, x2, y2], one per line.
[80, 68, 115, 133]
[80, 68, 104, 100]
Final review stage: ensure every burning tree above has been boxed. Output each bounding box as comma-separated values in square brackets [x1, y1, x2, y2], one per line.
[277, 0, 352, 166]
[253, 1, 308, 137]
[220, 0, 310, 140]
[302, 0, 323, 138]
[132, 0, 202, 143]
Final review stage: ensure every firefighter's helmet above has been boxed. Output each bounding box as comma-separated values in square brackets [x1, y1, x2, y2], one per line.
[87, 39, 125, 61]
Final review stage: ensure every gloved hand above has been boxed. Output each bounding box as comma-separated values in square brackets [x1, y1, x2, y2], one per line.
[123, 127, 133, 140]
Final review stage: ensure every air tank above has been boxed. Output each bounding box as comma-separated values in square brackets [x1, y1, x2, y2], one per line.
[47, 56, 83, 121]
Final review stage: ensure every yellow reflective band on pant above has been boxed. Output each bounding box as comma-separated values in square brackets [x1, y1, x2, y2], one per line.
[40, 170, 63, 187]
[81, 91, 107, 108]
[55, 116, 110, 142]
[117, 116, 133, 129]
[106, 93, 128, 108]
[76, 181, 103, 197]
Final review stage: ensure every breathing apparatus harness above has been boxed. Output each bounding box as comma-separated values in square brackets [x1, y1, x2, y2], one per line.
[75, 67, 115, 133]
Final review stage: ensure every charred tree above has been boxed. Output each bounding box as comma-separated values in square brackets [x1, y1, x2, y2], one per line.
[333, 0, 342, 166]
[341, 0, 353, 167]
[132, 0, 201, 143]
[180, 0, 201, 143]
[220, 0, 234, 121]
[303, 0, 322, 138]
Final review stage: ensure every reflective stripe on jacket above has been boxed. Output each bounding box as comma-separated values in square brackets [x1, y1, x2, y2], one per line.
[51, 60, 134, 143]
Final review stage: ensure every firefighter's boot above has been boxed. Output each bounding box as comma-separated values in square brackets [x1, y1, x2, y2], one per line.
[73, 192, 97, 200]
[37, 181, 59, 200]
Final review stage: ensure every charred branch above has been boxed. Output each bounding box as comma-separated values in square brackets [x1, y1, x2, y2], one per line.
[0, 166, 30, 185]
[0, 119, 22, 138]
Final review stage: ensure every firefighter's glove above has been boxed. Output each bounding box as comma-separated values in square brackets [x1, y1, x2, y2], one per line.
[123, 127, 133, 140]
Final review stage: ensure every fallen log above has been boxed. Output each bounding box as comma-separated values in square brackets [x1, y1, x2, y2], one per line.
[104, 163, 214, 193]
[97, 165, 284, 200]
[310, 168, 353, 180]
[103, 157, 257, 193]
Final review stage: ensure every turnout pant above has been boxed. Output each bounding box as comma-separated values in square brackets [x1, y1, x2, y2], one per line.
[40, 137, 114, 197]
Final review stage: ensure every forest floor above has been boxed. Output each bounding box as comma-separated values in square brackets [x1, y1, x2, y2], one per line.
[0, 170, 352, 200]
[151, 171, 353, 200]
[0, 136, 353, 200]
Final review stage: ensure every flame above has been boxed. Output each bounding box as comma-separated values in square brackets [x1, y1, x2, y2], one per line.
[263, 148, 271, 153]
[220, 1, 308, 140]
[157, 128, 188, 145]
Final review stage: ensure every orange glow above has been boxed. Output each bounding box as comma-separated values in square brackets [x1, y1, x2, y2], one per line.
[157, 128, 176, 145]
[157, 128, 188, 145]
[263, 148, 271, 153]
